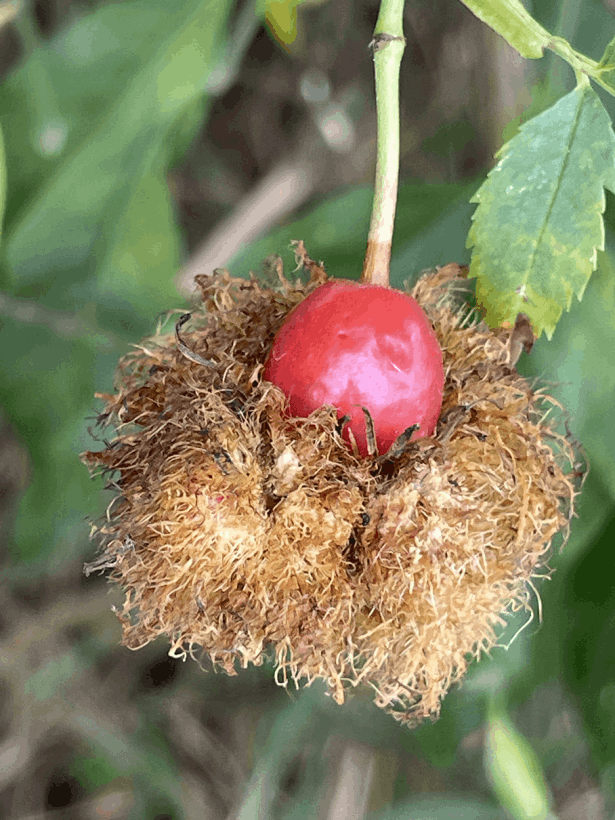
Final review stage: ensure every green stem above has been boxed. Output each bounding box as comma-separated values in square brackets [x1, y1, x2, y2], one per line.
[360, 0, 405, 287]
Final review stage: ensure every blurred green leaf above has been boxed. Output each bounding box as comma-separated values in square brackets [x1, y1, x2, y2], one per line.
[0, 319, 106, 564]
[236, 688, 334, 820]
[485, 225, 615, 777]
[72, 710, 185, 817]
[561, 510, 615, 769]
[229, 186, 372, 281]
[265, 0, 303, 46]
[4, 0, 231, 289]
[468, 83, 615, 339]
[70, 752, 122, 792]
[94, 170, 184, 320]
[0, 0, 244, 566]
[422, 121, 478, 159]
[0, 122, 5, 246]
[391, 181, 479, 282]
[485, 699, 552, 820]
[24, 650, 80, 701]
[0, 1, 201, 221]
[520, 246, 615, 485]
[229, 181, 471, 285]
[369, 794, 503, 820]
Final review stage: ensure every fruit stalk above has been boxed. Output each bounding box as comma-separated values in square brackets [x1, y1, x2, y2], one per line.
[361, 0, 406, 288]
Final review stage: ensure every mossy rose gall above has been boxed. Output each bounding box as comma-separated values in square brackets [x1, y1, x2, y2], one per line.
[82, 258, 578, 724]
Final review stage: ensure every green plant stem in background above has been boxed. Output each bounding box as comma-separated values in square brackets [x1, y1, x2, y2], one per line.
[360, 0, 405, 288]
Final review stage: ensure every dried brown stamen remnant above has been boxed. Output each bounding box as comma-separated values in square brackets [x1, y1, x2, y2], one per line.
[82, 259, 579, 725]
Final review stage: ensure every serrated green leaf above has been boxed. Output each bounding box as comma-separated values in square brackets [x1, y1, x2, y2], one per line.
[467, 84, 615, 339]
[458, 0, 551, 59]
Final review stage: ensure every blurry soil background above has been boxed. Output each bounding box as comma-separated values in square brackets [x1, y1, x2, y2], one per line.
[1, 0, 615, 818]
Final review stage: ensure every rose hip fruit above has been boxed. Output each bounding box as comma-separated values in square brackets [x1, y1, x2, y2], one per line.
[263, 279, 445, 456]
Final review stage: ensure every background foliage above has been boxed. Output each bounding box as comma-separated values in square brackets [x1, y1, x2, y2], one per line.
[1, 0, 615, 818]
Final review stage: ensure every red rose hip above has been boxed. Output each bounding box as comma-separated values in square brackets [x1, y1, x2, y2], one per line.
[263, 279, 445, 456]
